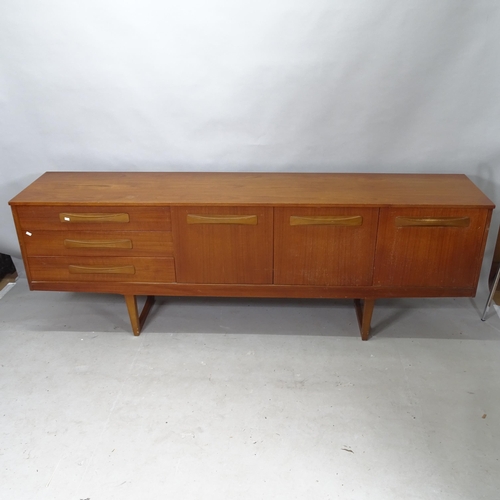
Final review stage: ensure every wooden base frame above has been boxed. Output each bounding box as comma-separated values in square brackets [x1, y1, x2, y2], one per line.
[123, 294, 376, 340]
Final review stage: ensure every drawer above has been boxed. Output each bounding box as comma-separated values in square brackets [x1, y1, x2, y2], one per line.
[274, 207, 379, 285]
[22, 230, 173, 257]
[374, 207, 489, 287]
[28, 257, 176, 283]
[15, 206, 171, 231]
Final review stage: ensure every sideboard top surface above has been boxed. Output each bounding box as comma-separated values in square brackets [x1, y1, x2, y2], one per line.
[9, 172, 495, 208]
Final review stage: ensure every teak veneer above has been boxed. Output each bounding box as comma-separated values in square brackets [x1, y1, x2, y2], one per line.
[9, 172, 495, 340]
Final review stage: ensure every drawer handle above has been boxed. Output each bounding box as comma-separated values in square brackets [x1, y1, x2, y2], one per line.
[187, 214, 258, 225]
[64, 239, 133, 249]
[59, 213, 130, 223]
[290, 215, 363, 226]
[395, 217, 470, 227]
[68, 265, 136, 274]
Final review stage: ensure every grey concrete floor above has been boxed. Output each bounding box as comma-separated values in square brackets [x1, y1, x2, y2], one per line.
[1, 277, 500, 500]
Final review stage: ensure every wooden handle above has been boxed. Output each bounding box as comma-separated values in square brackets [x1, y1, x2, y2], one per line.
[187, 214, 258, 225]
[64, 239, 133, 249]
[68, 265, 135, 274]
[395, 216, 470, 227]
[59, 213, 130, 223]
[290, 215, 363, 226]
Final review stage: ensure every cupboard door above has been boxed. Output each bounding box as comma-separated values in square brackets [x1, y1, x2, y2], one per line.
[274, 207, 379, 286]
[171, 206, 273, 284]
[374, 208, 489, 288]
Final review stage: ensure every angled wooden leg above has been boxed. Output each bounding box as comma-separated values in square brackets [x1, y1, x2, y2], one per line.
[124, 295, 155, 336]
[354, 299, 375, 341]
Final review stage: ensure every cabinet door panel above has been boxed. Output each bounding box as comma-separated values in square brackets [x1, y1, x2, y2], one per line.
[374, 208, 489, 288]
[171, 206, 273, 284]
[274, 207, 379, 286]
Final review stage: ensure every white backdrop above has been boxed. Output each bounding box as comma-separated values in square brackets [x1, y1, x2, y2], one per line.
[1, 1, 499, 272]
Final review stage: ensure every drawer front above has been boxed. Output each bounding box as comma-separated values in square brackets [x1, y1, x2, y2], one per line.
[274, 207, 379, 285]
[374, 207, 489, 288]
[171, 206, 273, 284]
[22, 230, 173, 257]
[28, 257, 176, 283]
[16, 206, 171, 231]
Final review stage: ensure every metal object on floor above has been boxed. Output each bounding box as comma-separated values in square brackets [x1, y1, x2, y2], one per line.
[482, 226, 500, 321]
[482, 264, 500, 321]
[0, 253, 18, 299]
[0, 253, 16, 279]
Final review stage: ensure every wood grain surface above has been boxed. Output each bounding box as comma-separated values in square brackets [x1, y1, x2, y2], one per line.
[9, 172, 494, 208]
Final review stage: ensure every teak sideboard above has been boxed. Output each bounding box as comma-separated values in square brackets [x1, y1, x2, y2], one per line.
[9, 172, 495, 340]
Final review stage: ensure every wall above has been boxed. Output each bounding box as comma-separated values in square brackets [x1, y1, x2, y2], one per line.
[1, 1, 499, 282]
